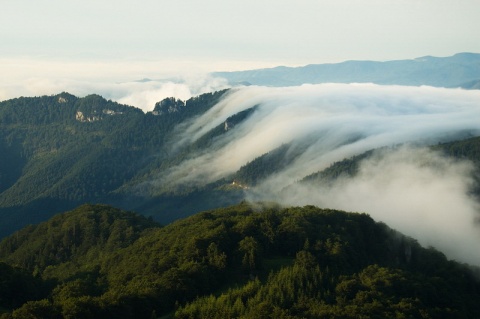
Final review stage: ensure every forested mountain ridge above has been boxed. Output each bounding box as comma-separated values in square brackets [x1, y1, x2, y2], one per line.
[0, 90, 235, 237]
[233, 136, 480, 198]
[2, 87, 480, 240]
[0, 204, 157, 277]
[297, 135, 480, 187]
[0, 203, 479, 318]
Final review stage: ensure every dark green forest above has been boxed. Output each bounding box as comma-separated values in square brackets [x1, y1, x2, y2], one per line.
[0, 90, 242, 237]
[0, 203, 479, 318]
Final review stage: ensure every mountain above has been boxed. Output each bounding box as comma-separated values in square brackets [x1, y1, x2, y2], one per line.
[457, 79, 480, 90]
[0, 204, 157, 278]
[0, 203, 479, 318]
[0, 90, 239, 237]
[213, 52, 480, 88]
[1, 82, 480, 242]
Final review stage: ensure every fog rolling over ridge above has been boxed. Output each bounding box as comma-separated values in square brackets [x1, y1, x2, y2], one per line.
[0, 74, 229, 113]
[164, 83, 480, 265]
[278, 146, 480, 266]
[168, 84, 480, 187]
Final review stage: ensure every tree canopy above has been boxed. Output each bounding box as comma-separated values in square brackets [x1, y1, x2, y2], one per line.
[0, 203, 479, 318]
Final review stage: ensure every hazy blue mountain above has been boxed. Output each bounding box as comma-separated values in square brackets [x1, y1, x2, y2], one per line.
[214, 52, 480, 87]
[457, 79, 480, 90]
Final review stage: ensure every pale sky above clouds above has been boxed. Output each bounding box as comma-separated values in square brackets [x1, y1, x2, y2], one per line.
[1, 0, 480, 103]
[2, 0, 480, 69]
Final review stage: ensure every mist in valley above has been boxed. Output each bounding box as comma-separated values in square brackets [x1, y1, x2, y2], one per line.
[164, 83, 480, 265]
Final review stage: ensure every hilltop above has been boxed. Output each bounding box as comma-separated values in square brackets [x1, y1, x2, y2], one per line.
[0, 203, 479, 318]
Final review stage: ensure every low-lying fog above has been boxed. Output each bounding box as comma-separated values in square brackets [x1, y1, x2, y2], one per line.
[166, 83, 480, 265]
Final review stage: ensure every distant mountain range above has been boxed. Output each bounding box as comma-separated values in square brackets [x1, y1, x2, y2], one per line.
[214, 52, 480, 88]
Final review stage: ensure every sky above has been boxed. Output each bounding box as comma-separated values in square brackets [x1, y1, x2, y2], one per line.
[1, 0, 480, 108]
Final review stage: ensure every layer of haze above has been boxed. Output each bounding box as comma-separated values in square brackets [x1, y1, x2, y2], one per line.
[164, 84, 480, 265]
[0, 60, 229, 112]
[283, 147, 480, 266]
[168, 84, 480, 187]
[2, 0, 480, 108]
[2, 1, 479, 66]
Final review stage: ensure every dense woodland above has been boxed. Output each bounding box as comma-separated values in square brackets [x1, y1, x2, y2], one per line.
[2, 91, 480, 238]
[0, 90, 241, 237]
[0, 203, 479, 318]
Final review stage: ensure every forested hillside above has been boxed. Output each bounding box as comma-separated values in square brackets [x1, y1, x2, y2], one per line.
[0, 90, 236, 237]
[2, 88, 480, 239]
[0, 203, 479, 318]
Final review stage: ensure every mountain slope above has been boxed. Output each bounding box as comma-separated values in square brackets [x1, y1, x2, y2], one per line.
[0, 203, 479, 318]
[0, 90, 232, 237]
[0, 204, 156, 279]
[214, 52, 480, 87]
[290, 136, 480, 196]
[1, 81, 480, 240]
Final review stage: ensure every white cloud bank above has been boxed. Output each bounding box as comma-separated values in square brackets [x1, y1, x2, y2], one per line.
[0, 76, 229, 113]
[0, 58, 230, 112]
[163, 83, 480, 265]
[280, 146, 480, 266]
[166, 84, 480, 188]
